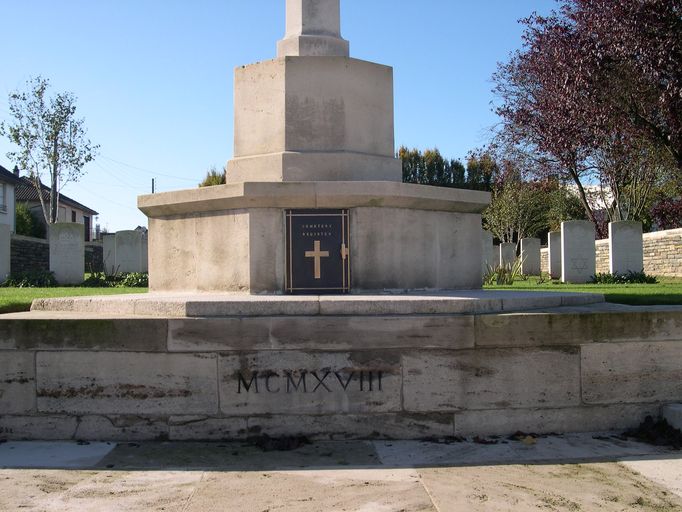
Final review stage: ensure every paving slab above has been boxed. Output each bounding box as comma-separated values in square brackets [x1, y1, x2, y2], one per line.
[0, 441, 115, 469]
[1, 435, 681, 511]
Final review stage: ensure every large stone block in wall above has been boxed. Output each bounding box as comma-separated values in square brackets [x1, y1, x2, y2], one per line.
[582, 341, 682, 404]
[561, 220, 595, 283]
[403, 348, 581, 412]
[609, 221, 643, 275]
[219, 351, 402, 415]
[351, 207, 482, 290]
[49, 223, 84, 285]
[0, 352, 35, 414]
[36, 352, 219, 415]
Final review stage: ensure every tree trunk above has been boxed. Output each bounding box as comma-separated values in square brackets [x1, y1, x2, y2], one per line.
[50, 140, 59, 223]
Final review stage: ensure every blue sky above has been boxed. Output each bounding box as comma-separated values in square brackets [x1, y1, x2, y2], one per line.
[0, 0, 557, 232]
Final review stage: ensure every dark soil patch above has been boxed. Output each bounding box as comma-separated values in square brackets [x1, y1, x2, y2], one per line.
[623, 415, 682, 450]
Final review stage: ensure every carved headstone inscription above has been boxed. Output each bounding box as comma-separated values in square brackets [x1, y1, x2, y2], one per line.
[285, 209, 350, 294]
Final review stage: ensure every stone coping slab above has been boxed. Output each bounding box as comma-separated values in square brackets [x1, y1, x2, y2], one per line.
[137, 181, 491, 217]
[27, 290, 605, 318]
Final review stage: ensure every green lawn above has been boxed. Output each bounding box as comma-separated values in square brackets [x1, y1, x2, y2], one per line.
[0, 287, 148, 314]
[485, 277, 682, 306]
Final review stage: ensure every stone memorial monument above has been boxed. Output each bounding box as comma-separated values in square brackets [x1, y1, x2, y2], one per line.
[481, 230, 494, 274]
[114, 230, 147, 274]
[561, 220, 596, 283]
[7, 0, 679, 444]
[139, 0, 489, 293]
[609, 221, 643, 275]
[48, 223, 84, 285]
[520, 237, 541, 275]
[548, 231, 562, 279]
[499, 242, 516, 268]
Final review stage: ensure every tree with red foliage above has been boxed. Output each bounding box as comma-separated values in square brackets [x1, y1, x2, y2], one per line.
[493, 0, 681, 231]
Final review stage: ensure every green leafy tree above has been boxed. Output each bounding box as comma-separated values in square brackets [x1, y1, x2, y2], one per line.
[0, 76, 98, 224]
[398, 146, 468, 188]
[484, 176, 547, 244]
[15, 203, 46, 238]
[465, 152, 496, 191]
[198, 166, 226, 187]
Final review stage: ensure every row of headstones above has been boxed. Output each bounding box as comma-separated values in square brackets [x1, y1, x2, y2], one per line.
[0, 224, 149, 285]
[482, 220, 644, 283]
[102, 231, 148, 276]
[51, 226, 148, 284]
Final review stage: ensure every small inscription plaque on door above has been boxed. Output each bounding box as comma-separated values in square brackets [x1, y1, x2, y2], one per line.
[285, 209, 350, 294]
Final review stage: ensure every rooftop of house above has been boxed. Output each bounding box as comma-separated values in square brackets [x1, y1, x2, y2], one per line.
[5, 168, 99, 216]
[0, 164, 26, 186]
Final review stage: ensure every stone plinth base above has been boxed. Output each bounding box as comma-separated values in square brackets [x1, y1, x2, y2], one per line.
[2, 296, 681, 441]
[137, 181, 490, 293]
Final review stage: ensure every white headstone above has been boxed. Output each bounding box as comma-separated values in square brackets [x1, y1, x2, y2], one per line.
[548, 231, 562, 279]
[0, 224, 10, 282]
[141, 235, 149, 273]
[49, 223, 84, 285]
[481, 230, 494, 274]
[561, 220, 595, 283]
[115, 230, 144, 273]
[103, 234, 116, 275]
[277, 0, 349, 57]
[609, 221, 643, 275]
[520, 237, 541, 275]
[499, 242, 516, 268]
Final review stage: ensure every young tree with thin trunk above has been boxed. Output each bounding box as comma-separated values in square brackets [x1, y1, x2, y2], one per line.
[0, 76, 98, 225]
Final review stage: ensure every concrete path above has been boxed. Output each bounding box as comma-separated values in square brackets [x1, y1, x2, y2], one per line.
[1, 433, 681, 511]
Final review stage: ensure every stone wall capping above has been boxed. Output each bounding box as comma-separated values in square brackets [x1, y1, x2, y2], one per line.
[28, 290, 605, 318]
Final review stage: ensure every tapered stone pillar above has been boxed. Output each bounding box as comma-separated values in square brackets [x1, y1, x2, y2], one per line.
[277, 0, 349, 57]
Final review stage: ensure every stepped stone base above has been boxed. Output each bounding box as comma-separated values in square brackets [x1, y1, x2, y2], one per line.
[2, 293, 681, 441]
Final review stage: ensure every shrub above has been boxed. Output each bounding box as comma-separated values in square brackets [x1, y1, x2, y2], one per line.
[590, 271, 658, 284]
[81, 272, 148, 288]
[15, 203, 46, 238]
[118, 272, 148, 288]
[3, 270, 57, 287]
[483, 257, 525, 285]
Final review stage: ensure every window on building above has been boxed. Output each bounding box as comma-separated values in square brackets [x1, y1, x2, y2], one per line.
[71, 210, 76, 222]
[0, 184, 6, 213]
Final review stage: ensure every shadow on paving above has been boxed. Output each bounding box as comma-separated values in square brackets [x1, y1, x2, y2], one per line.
[57, 435, 682, 472]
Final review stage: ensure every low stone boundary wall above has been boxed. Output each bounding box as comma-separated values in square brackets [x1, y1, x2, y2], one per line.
[9, 235, 103, 275]
[1, 308, 680, 440]
[10, 235, 49, 274]
[541, 228, 682, 277]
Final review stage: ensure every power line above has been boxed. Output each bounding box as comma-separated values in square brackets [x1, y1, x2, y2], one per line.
[100, 154, 198, 182]
[77, 184, 141, 212]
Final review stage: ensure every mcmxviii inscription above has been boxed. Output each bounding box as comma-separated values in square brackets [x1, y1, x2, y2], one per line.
[237, 369, 384, 394]
[219, 353, 402, 415]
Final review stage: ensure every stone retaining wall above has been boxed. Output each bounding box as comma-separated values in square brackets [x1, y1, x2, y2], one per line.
[9, 235, 103, 275]
[540, 228, 682, 277]
[1, 309, 680, 440]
